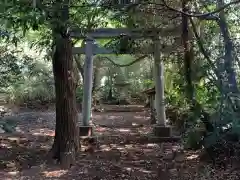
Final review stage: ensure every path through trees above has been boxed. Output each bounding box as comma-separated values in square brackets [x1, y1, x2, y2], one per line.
[1, 107, 239, 179]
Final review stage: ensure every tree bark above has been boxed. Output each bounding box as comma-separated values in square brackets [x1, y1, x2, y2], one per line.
[44, 0, 79, 168]
[92, 58, 102, 107]
[217, 0, 238, 93]
[73, 59, 80, 85]
[182, 0, 195, 105]
[181, 1, 214, 132]
[51, 36, 79, 168]
[92, 58, 101, 93]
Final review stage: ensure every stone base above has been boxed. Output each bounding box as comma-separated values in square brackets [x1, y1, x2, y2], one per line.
[118, 99, 130, 105]
[153, 125, 172, 137]
[80, 136, 97, 144]
[79, 126, 93, 136]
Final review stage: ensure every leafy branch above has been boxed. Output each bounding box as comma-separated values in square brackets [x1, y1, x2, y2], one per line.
[161, 0, 240, 19]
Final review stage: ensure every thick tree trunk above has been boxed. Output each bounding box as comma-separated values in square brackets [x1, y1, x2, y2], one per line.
[92, 59, 102, 108]
[51, 36, 79, 168]
[181, 1, 214, 132]
[217, 0, 238, 93]
[182, 0, 195, 105]
[92, 58, 101, 93]
[73, 59, 80, 85]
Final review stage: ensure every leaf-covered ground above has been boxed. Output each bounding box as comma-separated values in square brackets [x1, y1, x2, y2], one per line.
[0, 106, 240, 179]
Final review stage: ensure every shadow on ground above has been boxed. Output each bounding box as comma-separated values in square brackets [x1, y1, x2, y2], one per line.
[1, 109, 240, 179]
[0, 132, 180, 179]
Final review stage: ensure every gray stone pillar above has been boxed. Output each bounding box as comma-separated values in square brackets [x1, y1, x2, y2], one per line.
[153, 38, 166, 126]
[82, 37, 94, 126]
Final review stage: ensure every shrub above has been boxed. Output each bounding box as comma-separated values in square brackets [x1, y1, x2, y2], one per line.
[0, 46, 55, 106]
[183, 119, 206, 150]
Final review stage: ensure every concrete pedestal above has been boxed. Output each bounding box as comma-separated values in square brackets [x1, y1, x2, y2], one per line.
[153, 125, 172, 137]
[151, 125, 181, 142]
[79, 126, 93, 136]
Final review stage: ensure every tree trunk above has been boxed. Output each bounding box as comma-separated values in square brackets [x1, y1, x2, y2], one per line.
[217, 0, 238, 93]
[73, 59, 80, 85]
[107, 68, 114, 101]
[92, 58, 102, 108]
[181, 1, 214, 132]
[92, 58, 101, 93]
[51, 36, 79, 168]
[182, 0, 195, 105]
[48, 0, 79, 169]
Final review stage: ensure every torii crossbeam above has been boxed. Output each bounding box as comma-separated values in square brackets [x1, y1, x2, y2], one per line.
[70, 26, 180, 39]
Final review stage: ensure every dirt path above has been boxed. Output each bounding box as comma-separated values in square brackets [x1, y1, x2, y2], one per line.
[0, 110, 240, 179]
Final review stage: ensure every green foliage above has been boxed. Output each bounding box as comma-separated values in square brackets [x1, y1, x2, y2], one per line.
[0, 42, 54, 105]
[76, 86, 84, 103]
[0, 50, 22, 88]
[182, 94, 240, 150]
[195, 80, 220, 110]
[5, 75, 55, 105]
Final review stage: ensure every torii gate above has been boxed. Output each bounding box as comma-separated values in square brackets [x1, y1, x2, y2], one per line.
[70, 27, 180, 137]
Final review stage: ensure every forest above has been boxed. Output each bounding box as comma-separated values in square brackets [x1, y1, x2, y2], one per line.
[1, 0, 240, 179]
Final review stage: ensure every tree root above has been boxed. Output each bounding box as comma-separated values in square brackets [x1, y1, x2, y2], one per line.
[48, 139, 79, 169]
[60, 150, 76, 169]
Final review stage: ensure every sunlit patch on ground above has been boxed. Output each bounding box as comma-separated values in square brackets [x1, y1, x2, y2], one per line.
[30, 128, 55, 137]
[117, 128, 131, 132]
[95, 127, 107, 132]
[137, 126, 152, 134]
[137, 168, 153, 174]
[133, 115, 149, 120]
[107, 115, 123, 120]
[0, 142, 12, 149]
[42, 170, 68, 178]
[186, 154, 199, 160]
[99, 144, 112, 152]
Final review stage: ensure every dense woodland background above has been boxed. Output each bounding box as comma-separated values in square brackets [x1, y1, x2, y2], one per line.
[1, 0, 240, 174]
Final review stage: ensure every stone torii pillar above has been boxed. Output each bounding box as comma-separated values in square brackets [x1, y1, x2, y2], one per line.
[152, 37, 172, 138]
[82, 37, 94, 126]
[153, 37, 166, 126]
[78, 37, 95, 136]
